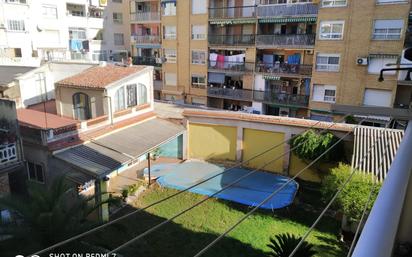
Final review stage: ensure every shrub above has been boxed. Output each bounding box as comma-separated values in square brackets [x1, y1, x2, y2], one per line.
[321, 163, 381, 221]
[290, 130, 343, 163]
[267, 233, 316, 257]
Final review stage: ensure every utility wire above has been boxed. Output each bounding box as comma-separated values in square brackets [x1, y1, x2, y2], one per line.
[106, 115, 349, 255]
[191, 117, 368, 257]
[30, 115, 347, 256]
[289, 120, 393, 257]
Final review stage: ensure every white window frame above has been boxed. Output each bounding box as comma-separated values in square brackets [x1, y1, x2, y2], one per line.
[192, 25, 206, 40]
[114, 33, 124, 45]
[321, 0, 347, 7]
[312, 84, 337, 103]
[164, 26, 177, 40]
[376, 0, 409, 4]
[191, 74, 206, 88]
[363, 89, 392, 107]
[7, 19, 25, 32]
[192, 0, 207, 14]
[69, 27, 87, 40]
[164, 49, 177, 63]
[319, 21, 345, 40]
[42, 5, 58, 19]
[372, 19, 403, 40]
[191, 50, 207, 65]
[165, 72, 177, 86]
[316, 53, 340, 72]
[162, 2, 176, 16]
[368, 56, 398, 75]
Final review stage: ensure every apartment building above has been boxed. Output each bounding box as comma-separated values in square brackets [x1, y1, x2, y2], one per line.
[0, 0, 130, 65]
[129, 0, 411, 123]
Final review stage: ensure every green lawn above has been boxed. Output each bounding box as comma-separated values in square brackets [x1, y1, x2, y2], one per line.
[87, 185, 347, 257]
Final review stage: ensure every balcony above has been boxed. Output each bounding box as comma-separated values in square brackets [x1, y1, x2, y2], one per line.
[257, 3, 318, 18]
[256, 34, 315, 49]
[130, 12, 161, 23]
[133, 56, 162, 67]
[256, 63, 312, 77]
[209, 6, 256, 19]
[209, 34, 255, 46]
[131, 35, 161, 45]
[208, 61, 255, 73]
[207, 86, 309, 107]
[0, 143, 17, 166]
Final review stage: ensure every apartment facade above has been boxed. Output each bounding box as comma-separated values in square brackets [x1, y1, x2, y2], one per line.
[129, 0, 411, 123]
[0, 0, 130, 65]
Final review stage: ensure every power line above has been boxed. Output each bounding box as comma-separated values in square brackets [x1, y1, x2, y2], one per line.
[30, 115, 348, 256]
[289, 121, 393, 257]
[191, 117, 368, 257]
[106, 115, 349, 255]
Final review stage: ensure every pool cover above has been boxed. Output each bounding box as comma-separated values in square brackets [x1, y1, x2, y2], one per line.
[154, 161, 298, 210]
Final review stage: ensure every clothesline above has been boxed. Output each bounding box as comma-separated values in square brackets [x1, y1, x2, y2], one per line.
[209, 53, 246, 69]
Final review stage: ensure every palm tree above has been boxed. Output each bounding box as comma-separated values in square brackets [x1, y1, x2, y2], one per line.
[0, 176, 113, 248]
[267, 233, 317, 257]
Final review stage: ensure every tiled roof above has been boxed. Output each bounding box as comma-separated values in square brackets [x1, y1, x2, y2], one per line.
[17, 108, 78, 130]
[56, 65, 147, 89]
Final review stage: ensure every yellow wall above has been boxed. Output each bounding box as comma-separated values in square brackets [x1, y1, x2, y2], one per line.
[289, 153, 321, 183]
[188, 123, 237, 161]
[243, 128, 284, 173]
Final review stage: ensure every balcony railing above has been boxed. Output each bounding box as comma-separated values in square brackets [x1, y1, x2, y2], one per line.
[131, 35, 161, 44]
[133, 56, 161, 67]
[256, 34, 315, 48]
[209, 6, 256, 19]
[130, 12, 161, 22]
[208, 61, 255, 73]
[0, 143, 17, 166]
[256, 63, 312, 76]
[207, 86, 309, 107]
[257, 3, 318, 17]
[209, 34, 255, 46]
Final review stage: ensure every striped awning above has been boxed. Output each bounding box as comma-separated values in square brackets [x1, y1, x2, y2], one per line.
[351, 126, 404, 182]
[210, 19, 257, 25]
[259, 16, 317, 24]
[263, 75, 280, 80]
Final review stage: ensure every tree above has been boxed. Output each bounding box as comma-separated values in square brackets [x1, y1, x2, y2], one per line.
[267, 233, 316, 257]
[0, 176, 111, 248]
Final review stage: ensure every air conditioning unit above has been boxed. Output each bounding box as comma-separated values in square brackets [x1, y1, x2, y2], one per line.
[356, 57, 368, 66]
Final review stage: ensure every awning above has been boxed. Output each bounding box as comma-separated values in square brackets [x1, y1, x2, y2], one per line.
[208, 72, 225, 83]
[210, 19, 257, 25]
[54, 118, 185, 178]
[369, 53, 400, 59]
[351, 126, 404, 182]
[263, 75, 280, 80]
[259, 17, 317, 24]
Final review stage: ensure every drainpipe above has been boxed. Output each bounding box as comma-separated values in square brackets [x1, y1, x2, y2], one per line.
[104, 90, 113, 126]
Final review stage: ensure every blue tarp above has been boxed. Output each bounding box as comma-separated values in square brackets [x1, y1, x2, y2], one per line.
[151, 161, 298, 210]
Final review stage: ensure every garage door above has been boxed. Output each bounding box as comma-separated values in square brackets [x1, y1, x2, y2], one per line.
[189, 123, 237, 161]
[243, 128, 285, 173]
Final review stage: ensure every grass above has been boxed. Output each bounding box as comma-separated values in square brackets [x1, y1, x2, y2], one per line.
[85, 185, 347, 257]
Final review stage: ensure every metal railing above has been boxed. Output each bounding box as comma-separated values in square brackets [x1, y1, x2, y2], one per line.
[209, 34, 255, 45]
[208, 61, 255, 73]
[209, 6, 256, 19]
[131, 35, 161, 44]
[256, 34, 315, 48]
[133, 56, 161, 67]
[130, 12, 161, 22]
[257, 2, 318, 17]
[256, 63, 312, 76]
[207, 86, 309, 107]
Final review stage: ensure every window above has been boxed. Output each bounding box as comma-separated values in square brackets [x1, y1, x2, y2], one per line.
[73, 93, 90, 120]
[138, 84, 148, 105]
[113, 12, 123, 24]
[7, 20, 25, 32]
[372, 19, 403, 40]
[312, 85, 336, 103]
[114, 33, 124, 45]
[192, 0, 207, 14]
[363, 89, 392, 107]
[192, 51, 206, 65]
[27, 161, 44, 183]
[127, 84, 137, 107]
[192, 25, 206, 40]
[368, 56, 398, 74]
[319, 21, 344, 40]
[164, 26, 176, 40]
[164, 49, 177, 63]
[162, 2, 176, 16]
[69, 27, 86, 40]
[42, 5, 58, 18]
[377, 0, 408, 4]
[191, 75, 206, 88]
[92, 50, 107, 61]
[6, 0, 26, 4]
[165, 73, 177, 86]
[114, 87, 125, 111]
[316, 54, 340, 72]
[321, 0, 347, 7]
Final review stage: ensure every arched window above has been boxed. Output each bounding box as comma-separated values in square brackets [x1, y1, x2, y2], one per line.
[72, 92, 90, 120]
[114, 87, 125, 112]
[127, 84, 137, 107]
[138, 83, 148, 105]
